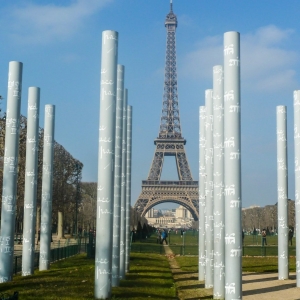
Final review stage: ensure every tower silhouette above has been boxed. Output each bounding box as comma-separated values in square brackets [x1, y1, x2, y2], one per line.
[134, 1, 199, 220]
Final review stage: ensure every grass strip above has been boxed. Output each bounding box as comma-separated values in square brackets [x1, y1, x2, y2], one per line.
[0, 254, 94, 299]
[175, 256, 296, 273]
[0, 253, 176, 300]
[114, 253, 176, 299]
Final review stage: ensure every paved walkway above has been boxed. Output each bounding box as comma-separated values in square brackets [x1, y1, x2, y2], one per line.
[164, 245, 300, 300]
[243, 272, 300, 300]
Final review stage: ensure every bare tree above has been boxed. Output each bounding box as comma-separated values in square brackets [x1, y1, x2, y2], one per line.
[80, 182, 97, 230]
[0, 114, 83, 234]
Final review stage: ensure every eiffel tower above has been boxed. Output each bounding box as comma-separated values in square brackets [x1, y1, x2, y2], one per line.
[134, 1, 199, 220]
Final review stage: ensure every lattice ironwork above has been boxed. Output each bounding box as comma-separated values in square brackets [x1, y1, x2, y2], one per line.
[134, 1, 198, 220]
[159, 2, 181, 139]
[136, 181, 199, 221]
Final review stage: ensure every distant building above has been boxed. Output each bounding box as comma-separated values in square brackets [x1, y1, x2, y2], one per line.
[145, 208, 154, 218]
[145, 205, 194, 228]
[175, 205, 193, 219]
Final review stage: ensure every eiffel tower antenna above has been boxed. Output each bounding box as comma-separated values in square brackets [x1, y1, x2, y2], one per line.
[134, 3, 199, 220]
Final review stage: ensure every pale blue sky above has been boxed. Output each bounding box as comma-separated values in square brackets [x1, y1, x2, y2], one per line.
[0, 0, 300, 209]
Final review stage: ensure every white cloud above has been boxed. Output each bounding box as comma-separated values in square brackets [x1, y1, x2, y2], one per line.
[181, 35, 223, 80]
[181, 25, 299, 92]
[4, 0, 113, 44]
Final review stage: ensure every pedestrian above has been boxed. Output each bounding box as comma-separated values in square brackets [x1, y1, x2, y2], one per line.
[288, 226, 294, 246]
[156, 230, 161, 244]
[131, 229, 135, 242]
[261, 228, 267, 246]
[242, 230, 245, 245]
[161, 230, 168, 245]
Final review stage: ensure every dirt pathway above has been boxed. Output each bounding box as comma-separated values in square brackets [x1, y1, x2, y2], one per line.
[164, 245, 213, 299]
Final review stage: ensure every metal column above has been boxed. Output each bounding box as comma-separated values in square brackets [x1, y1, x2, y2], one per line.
[199, 106, 206, 281]
[205, 89, 214, 288]
[95, 30, 118, 299]
[39, 105, 55, 271]
[0, 61, 23, 282]
[224, 31, 242, 299]
[277, 105, 289, 280]
[294, 91, 300, 286]
[119, 89, 128, 279]
[22, 87, 40, 276]
[213, 65, 225, 299]
[125, 105, 132, 273]
[112, 65, 124, 287]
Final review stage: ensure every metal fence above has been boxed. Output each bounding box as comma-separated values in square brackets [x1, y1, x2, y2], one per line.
[13, 238, 88, 275]
[130, 244, 297, 257]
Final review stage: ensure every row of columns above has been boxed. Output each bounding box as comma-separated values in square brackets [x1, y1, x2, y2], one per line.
[278, 91, 300, 284]
[198, 31, 242, 299]
[0, 61, 56, 282]
[95, 30, 133, 299]
[154, 218, 175, 224]
[199, 33, 300, 299]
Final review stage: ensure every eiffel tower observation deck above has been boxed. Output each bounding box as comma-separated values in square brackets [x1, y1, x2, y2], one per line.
[134, 1, 199, 220]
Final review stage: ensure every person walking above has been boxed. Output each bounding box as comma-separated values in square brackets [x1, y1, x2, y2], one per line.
[156, 230, 161, 244]
[288, 226, 294, 246]
[161, 230, 168, 245]
[261, 228, 267, 246]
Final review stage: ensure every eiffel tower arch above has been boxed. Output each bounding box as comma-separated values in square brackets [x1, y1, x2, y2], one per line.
[134, 2, 199, 221]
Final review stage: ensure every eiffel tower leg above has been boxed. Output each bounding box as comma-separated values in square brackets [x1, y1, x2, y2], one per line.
[148, 151, 164, 180]
[135, 190, 153, 217]
[176, 152, 193, 181]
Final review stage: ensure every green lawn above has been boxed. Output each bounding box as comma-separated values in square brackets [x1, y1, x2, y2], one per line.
[0, 253, 176, 300]
[243, 234, 295, 246]
[114, 253, 176, 299]
[168, 231, 198, 246]
[0, 240, 296, 299]
[0, 254, 95, 299]
[169, 232, 297, 257]
[163, 231, 295, 247]
[175, 255, 296, 273]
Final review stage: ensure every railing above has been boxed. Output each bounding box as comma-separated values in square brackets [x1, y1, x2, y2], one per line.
[142, 180, 198, 186]
[131, 243, 164, 254]
[130, 244, 297, 257]
[12, 237, 88, 275]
